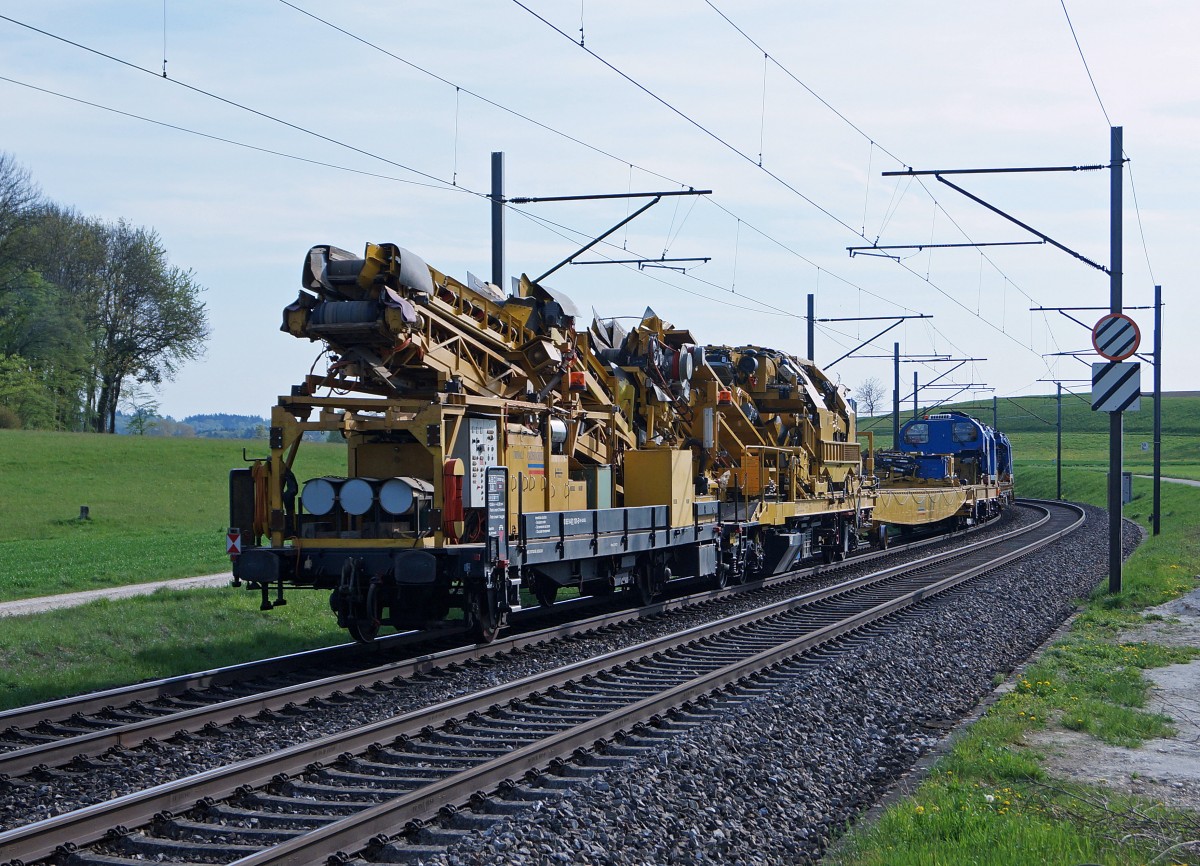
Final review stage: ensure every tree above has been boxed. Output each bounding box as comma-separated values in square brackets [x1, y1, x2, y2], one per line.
[120, 384, 160, 435]
[0, 354, 55, 428]
[0, 268, 88, 428]
[856, 377, 886, 417]
[0, 156, 211, 432]
[90, 220, 210, 432]
[0, 159, 87, 429]
[0, 152, 40, 246]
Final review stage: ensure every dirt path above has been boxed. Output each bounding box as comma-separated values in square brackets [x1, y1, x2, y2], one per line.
[0, 574, 231, 618]
[1134, 474, 1200, 488]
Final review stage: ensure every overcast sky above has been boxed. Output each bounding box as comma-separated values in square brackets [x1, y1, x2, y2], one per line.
[2, 1, 1192, 421]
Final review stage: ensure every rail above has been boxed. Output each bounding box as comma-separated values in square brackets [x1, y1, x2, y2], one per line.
[0, 502, 1084, 866]
[0, 512, 1002, 779]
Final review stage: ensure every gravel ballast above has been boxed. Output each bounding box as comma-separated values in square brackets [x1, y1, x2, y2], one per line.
[414, 503, 1135, 865]
[0, 503, 1112, 863]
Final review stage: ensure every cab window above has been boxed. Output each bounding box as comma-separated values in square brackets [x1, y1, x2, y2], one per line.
[952, 422, 979, 443]
[904, 423, 929, 444]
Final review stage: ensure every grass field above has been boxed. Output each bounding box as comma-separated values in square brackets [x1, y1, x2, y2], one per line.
[0, 430, 345, 600]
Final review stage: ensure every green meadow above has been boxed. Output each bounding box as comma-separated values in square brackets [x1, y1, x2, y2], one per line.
[0, 430, 345, 600]
[0, 429, 351, 709]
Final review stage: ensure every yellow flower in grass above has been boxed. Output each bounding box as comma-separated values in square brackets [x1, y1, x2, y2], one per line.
[915, 805, 925, 815]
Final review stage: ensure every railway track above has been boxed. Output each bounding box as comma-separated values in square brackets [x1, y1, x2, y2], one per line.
[0, 500, 1082, 866]
[0, 515, 992, 780]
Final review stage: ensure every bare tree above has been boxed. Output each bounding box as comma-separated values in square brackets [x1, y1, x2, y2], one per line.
[856, 377, 886, 417]
[0, 152, 41, 245]
[120, 383, 160, 435]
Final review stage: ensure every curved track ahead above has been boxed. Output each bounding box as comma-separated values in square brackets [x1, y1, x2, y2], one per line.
[0, 500, 1082, 866]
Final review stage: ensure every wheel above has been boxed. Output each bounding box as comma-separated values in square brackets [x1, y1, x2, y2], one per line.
[465, 581, 501, 643]
[835, 524, 854, 561]
[534, 575, 560, 608]
[633, 564, 656, 607]
[337, 560, 382, 643]
[347, 616, 380, 643]
[712, 560, 730, 590]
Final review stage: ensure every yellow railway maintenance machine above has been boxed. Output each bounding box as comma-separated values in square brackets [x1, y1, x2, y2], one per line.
[229, 242, 875, 641]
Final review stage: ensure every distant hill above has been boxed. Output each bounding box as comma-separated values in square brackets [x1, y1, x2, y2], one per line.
[112, 411, 267, 439]
[858, 392, 1200, 437]
[114, 412, 334, 441]
[182, 413, 269, 439]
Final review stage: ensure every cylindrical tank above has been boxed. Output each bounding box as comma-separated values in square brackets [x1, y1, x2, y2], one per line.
[339, 478, 376, 516]
[301, 477, 341, 515]
[379, 476, 435, 515]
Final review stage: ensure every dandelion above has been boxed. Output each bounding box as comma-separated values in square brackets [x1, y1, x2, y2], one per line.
[915, 805, 925, 815]
[984, 794, 995, 803]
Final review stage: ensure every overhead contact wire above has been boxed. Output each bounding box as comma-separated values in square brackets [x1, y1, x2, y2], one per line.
[0, 12, 469, 194]
[700, 0, 1061, 360]
[279, 0, 924, 323]
[1059, 0, 1112, 127]
[509, 206, 790, 316]
[277, 0, 684, 188]
[0, 75, 464, 194]
[509, 205, 796, 317]
[509, 0, 864, 238]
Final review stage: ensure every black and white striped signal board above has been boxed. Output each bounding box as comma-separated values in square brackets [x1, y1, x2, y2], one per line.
[1092, 361, 1141, 413]
[1091, 313, 1141, 361]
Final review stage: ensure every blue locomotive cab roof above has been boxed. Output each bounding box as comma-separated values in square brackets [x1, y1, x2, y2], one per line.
[900, 412, 999, 476]
[901, 412, 986, 450]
